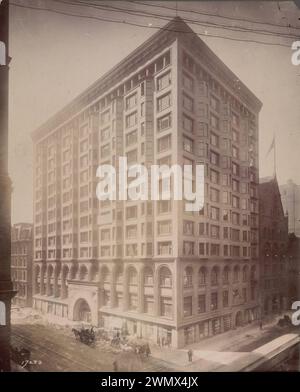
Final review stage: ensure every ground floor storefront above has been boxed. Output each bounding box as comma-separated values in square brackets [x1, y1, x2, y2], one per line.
[32, 292, 261, 348]
[99, 306, 260, 348]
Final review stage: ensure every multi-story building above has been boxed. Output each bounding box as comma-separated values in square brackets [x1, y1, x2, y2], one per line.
[279, 179, 300, 236]
[287, 233, 300, 305]
[32, 17, 262, 348]
[259, 177, 289, 316]
[11, 223, 33, 307]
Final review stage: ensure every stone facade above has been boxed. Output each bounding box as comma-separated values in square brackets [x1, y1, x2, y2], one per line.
[32, 17, 262, 348]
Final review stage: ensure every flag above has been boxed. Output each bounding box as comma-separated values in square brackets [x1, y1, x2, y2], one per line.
[266, 136, 275, 157]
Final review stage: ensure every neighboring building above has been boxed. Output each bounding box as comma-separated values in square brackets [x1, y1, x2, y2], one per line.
[11, 223, 33, 307]
[279, 179, 300, 236]
[287, 233, 300, 305]
[0, 0, 14, 371]
[259, 177, 289, 316]
[31, 17, 262, 348]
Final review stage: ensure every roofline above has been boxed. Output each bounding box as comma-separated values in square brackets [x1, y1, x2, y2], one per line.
[32, 16, 262, 142]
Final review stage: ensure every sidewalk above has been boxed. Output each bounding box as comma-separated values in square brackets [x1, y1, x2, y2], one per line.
[150, 313, 292, 371]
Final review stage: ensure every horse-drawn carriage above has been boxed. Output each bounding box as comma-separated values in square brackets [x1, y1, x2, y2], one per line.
[125, 337, 151, 357]
[72, 325, 95, 346]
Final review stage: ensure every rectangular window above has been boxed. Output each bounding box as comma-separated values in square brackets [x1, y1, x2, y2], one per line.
[126, 205, 137, 220]
[183, 220, 194, 236]
[157, 220, 172, 235]
[157, 71, 171, 91]
[232, 195, 240, 208]
[183, 136, 194, 153]
[157, 113, 172, 132]
[199, 243, 205, 255]
[198, 294, 206, 313]
[126, 149, 138, 164]
[232, 112, 239, 127]
[211, 225, 220, 239]
[101, 127, 110, 142]
[183, 94, 193, 112]
[126, 111, 138, 128]
[210, 169, 220, 184]
[158, 200, 171, 214]
[160, 297, 172, 318]
[158, 241, 172, 256]
[101, 110, 110, 125]
[211, 292, 218, 311]
[183, 73, 194, 91]
[223, 291, 229, 307]
[211, 132, 219, 147]
[183, 296, 193, 317]
[126, 93, 137, 110]
[144, 296, 154, 314]
[211, 243, 220, 256]
[210, 95, 220, 112]
[183, 114, 193, 133]
[157, 93, 171, 112]
[157, 134, 171, 153]
[126, 130, 138, 146]
[126, 225, 137, 239]
[210, 114, 219, 130]
[210, 206, 220, 221]
[210, 151, 220, 166]
[183, 241, 194, 256]
[210, 188, 220, 203]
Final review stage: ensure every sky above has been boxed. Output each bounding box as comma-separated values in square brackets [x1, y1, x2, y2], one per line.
[8, 0, 300, 223]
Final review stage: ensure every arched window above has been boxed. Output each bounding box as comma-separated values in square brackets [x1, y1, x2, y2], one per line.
[211, 267, 219, 286]
[250, 265, 256, 280]
[144, 267, 154, 286]
[101, 266, 110, 283]
[242, 266, 248, 282]
[79, 265, 88, 280]
[159, 266, 172, 288]
[183, 267, 193, 288]
[70, 264, 78, 280]
[198, 267, 207, 286]
[128, 267, 137, 285]
[90, 264, 98, 281]
[223, 266, 230, 284]
[0, 301, 6, 326]
[233, 265, 240, 282]
[115, 267, 123, 284]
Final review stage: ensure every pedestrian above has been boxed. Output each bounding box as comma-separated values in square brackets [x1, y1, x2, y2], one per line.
[187, 349, 193, 362]
[113, 360, 118, 372]
[146, 343, 151, 357]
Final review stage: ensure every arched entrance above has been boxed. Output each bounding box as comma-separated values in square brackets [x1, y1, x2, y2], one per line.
[74, 299, 92, 323]
[235, 311, 243, 327]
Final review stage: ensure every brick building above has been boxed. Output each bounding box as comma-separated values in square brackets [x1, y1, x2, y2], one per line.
[11, 223, 33, 307]
[259, 177, 289, 316]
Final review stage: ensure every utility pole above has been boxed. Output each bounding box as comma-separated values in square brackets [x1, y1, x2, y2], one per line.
[0, 0, 14, 372]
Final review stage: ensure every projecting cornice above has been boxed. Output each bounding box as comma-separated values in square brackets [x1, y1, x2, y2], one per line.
[32, 17, 262, 142]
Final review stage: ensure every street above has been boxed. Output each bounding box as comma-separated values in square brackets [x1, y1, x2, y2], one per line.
[10, 311, 300, 372]
[11, 323, 175, 372]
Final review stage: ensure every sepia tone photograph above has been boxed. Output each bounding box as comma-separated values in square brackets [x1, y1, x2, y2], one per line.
[1, 0, 300, 376]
